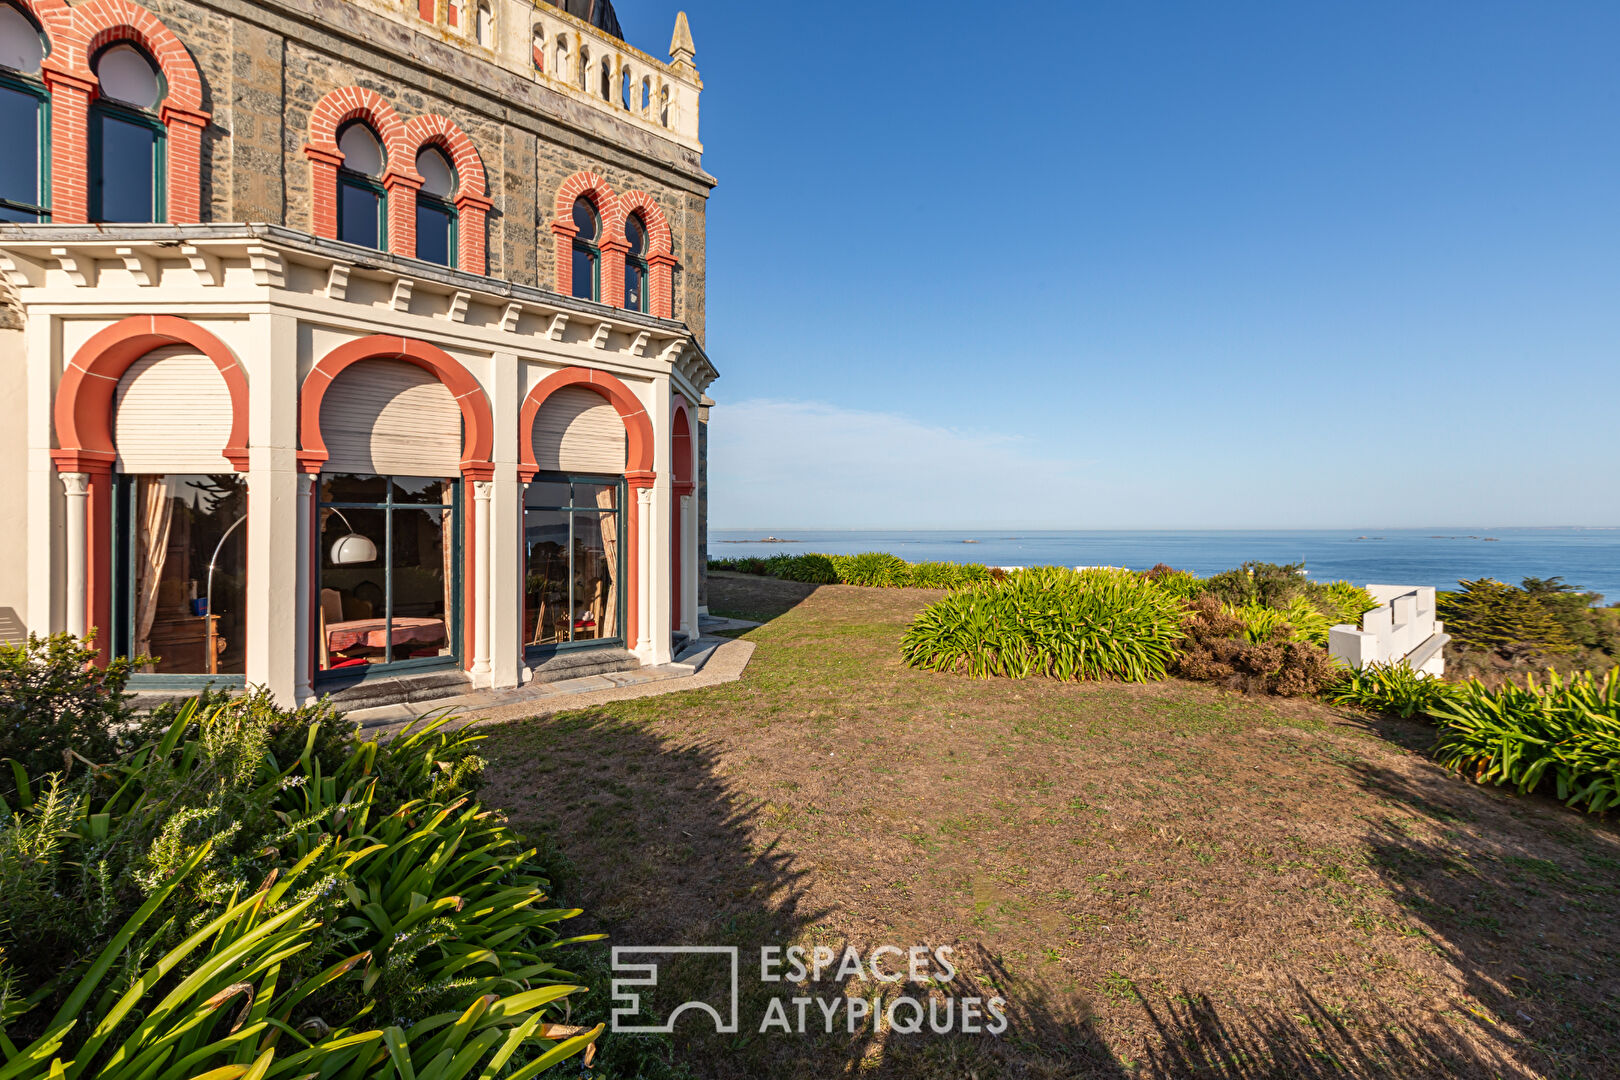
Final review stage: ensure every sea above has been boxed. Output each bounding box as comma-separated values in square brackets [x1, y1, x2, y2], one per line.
[708, 528, 1620, 602]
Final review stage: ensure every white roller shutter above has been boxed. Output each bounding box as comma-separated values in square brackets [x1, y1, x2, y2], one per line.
[114, 346, 234, 474]
[532, 385, 627, 474]
[320, 359, 462, 476]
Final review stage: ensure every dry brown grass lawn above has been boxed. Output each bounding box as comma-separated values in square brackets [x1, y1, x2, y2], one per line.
[478, 574, 1620, 1079]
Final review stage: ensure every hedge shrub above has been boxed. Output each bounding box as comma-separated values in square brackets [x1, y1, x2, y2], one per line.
[0, 690, 601, 1078]
[900, 567, 1185, 682]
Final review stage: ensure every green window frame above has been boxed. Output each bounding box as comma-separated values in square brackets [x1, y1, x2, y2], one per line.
[337, 171, 388, 251]
[0, 71, 49, 222]
[415, 191, 458, 268]
[90, 99, 166, 223]
[572, 237, 600, 300]
[111, 474, 249, 690]
[523, 473, 627, 656]
[315, 475, 462, 684]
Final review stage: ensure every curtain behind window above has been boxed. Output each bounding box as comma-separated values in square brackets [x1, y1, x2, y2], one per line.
[134, 476, 173, 667]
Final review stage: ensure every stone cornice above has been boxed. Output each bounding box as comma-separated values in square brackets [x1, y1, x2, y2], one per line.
[0, 222, 719, 393]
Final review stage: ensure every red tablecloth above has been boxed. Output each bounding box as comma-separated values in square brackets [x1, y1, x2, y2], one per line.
[326, 617, 446, 654]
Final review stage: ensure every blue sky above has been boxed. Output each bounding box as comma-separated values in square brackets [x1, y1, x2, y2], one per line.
[614, 1, 1620, 529]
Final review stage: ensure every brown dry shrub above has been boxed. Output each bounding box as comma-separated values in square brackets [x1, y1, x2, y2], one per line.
[1171, 595, 1339, 697]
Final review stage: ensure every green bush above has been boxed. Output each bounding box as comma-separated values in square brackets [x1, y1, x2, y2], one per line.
[1140, 565, 1203, 602]
[831, 552, 911, 588]
[1330, 661, 1457, 718]
[1321, 581, 1380, 626]
[905, 561, 994, 589]
[1439, 578, 1576, 659]
[770, 553, 839, 584]
[0, 633, 144, 797]
[0, 696, 602, 1077]
[901, 567, 1185, 682]
[1427, 668, 1620, 813]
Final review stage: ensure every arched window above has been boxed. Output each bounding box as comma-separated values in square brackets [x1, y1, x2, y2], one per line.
[474, 0, 492, 46]
[599, 58, 610, 101]
[639, 76, 651, 116]
[623, 213, 648, 313]
[447, 0, 463, 29]
[620, 67, 631, 109]
[92, 43, 165, 223]
[532, 27, 545, 71]
[0, 2, 48, 222]
[570, 196, 599, 301]
[658, 84, 669, 128]
[554, 36, 568, 81]
[415, 145, 457, 267]
[578, 46, 589, 90]
[336, 121, 386, 250]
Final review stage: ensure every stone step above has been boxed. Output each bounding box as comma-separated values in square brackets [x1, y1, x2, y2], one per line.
[320, 667, 472, 712]
[525, 646, 641, 685]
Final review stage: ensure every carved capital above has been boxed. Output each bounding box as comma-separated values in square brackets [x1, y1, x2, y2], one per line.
[473, 480, 495, 501]
[59, 472, 90, 497]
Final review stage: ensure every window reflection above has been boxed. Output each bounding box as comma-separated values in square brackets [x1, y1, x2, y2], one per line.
[524, 478, 621, 648]
[124, 474, 248, 676]
[317, 475, 457, 673]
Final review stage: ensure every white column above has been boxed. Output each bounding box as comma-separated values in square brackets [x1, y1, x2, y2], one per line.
[678, 493, 694, 639]
[473, 479, 493, 681]
[60, 472, 89, 638]
[636, 484, 654, 660]
[294, 474, 315, 703]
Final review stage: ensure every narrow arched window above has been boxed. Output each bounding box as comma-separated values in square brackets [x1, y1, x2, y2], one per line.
[475, 1, 492, 46]
[599, 58, 611, 101]
[639, 76, 651, 116]
[620, 67, 631, 109]
[623, 212, 648, 314]
[555, 36, 569, 81]
[658, 85, 669, 128]
[415, 146, 457, 267]
[336, 121, 386, 250]
[578, 46, 589, 90]
[91, 43, 165, 223]
[0, 2, 49, 222]
[448, 0, 463, 29]
[532, 28, 545, 71]
[570, 196, 599, 301]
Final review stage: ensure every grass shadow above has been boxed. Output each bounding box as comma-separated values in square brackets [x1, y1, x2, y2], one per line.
[704, 571, 820, 626]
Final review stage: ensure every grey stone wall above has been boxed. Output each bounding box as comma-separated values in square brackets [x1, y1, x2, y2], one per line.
[154, 0, 712, 342]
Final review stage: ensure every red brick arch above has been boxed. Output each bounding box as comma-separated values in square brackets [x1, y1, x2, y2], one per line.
[49, 315, 249, 664]
[52, 315, 249, 475]
[296, 335, 493, 478]
[404, 114, 493, 273]
[304, 87, 413, 245]
[29, 0, 210, 223]
[612, 190, 676, 318]
[518, 366, 656, 648]
[551, 171, 621, 302]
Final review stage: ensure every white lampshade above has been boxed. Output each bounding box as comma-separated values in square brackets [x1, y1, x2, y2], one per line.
[329, 533, 378, 565]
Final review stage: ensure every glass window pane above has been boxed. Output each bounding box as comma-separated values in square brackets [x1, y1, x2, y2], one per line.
[321, 473, 387, 504]
[626, 215, 645, 255]
[572, 245, 596, 300]
[96, 44, 160, 109]
[416, 201, 453, 266]
[0, 83, 39, 210]
[571, 510, 619, 641]
[94, 112, 155, 223]
[524, 507, 569, 645]
[571, 197, 597, 240]
[392, 476, 454, 504]
[337, 123, 384, 177]
[625, 263, 645, 313]
[417, 147, 455, 197]
[389, 507, 452, 660]
[524, 480, 570, 509]
[0, 6, 45, 74]
[133, 474, 248, 676]
[571, 482, 616, 511]
[319, 505, 387, 672]
[339, 179, 380, 248]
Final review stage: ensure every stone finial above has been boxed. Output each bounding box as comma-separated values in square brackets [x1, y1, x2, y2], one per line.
[670, 11, 695, 69]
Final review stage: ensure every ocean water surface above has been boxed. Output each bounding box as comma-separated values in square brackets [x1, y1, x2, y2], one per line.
[708, 529, 1620, 601]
